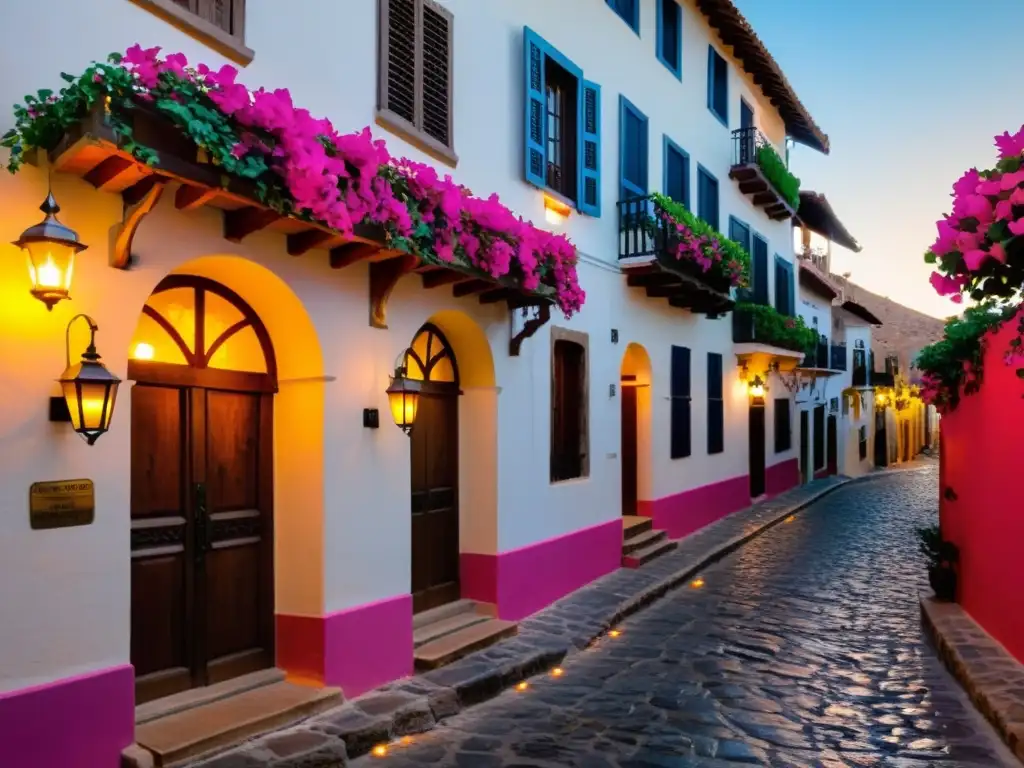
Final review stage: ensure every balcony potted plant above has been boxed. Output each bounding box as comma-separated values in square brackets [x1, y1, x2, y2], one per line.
[916, 524, 959, 601]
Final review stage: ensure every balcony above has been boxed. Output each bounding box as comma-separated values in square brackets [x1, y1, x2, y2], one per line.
[830, 341, 848, 371]
[853, 364, 868, 387]
[732, 295, 813, 374]
[729, 128, 799, 222]
[796, 247, 842, 300]
[798, 338, 846, 374]
[617, 195, 735, 317]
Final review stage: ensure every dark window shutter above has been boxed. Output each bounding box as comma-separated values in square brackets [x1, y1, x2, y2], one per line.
[740, 99, 753, 130]
[551, 340, 586, 481]
[813, 405, 825, 470]
[728, 217, 750, 256]
[380, 0, 418, 126]
[657, 0, 682, 76]
[752, 236, 769, 305]
[774, 256, 790, 316]
[619, 97, 648, 200]
[697, 169, 718, 231]
[787, 261, 796, 315]
[578, 80, 602, 216]
[774, 397, 791, 453]
[707, 353, 724, 455]
[664, 139, 688, 207]
[714, 52, 728, 119]
[421, 0, 453, 148]
[670, 346, 691, 459]
[523, 26, 547, 187]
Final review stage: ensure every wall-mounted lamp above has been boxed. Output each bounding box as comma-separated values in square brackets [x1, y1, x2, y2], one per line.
[748, 375, 766, 399]
[14, 192, 87, 311]
[386, 351, 421, 435]
[543, 193, 572, 226]
[50, 314, 121, 445]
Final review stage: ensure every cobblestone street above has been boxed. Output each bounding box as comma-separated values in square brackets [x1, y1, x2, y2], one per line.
[356, 465, 1019, 767]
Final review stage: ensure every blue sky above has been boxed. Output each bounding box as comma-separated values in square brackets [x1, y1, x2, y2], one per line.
[735, 0, 1024, 318]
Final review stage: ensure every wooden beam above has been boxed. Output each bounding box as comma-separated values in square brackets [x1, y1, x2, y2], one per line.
[626, 271, 679, 289]
[175, 183, 218, 211]
[422, 269, 469, 289]
[452, 279, 491, 298]
[369, 254, 419, 329]
[479, 288, 513, 304]
[109, 178, 168, 270]
[330, 242, 379, 269]
[224, 206, 281, 242]
[83, 156, 134, 190]
[287, 229, 333, 256]
[645, 284, 686, 299]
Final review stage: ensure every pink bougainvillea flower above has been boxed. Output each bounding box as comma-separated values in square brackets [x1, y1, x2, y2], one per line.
[1009, 218, 1024, 236]
[995, 198, 1013, 221]
[952, 168, 981, 201]
[1000, 168, 1024, 190]
[929, 271, 966, 297]
[955, 192, 994, 224]
[962, 248, 990, 271]
[954, 230, 981, 253]
[989, 241, 1007, 264]
[994, 125, 1024, 159]
[930, 217, 959, 256]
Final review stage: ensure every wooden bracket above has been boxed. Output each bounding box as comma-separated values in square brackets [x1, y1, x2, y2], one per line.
[224, 206, 281, 243]
[509, 303, 551, 357]
[369, 254, 419, 329]
[109, 176, 167, 270]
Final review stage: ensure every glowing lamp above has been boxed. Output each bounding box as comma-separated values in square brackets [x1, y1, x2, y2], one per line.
[14, 192, 87, 310]
[57, 314, 121, 445]
[748, 375, 766, 399]
[543, 193, 571, 226]
[386, 352, 421, 434]
[132, 342, 155, 361]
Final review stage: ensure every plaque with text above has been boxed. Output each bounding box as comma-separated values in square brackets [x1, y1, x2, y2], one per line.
[29, 479, 95, 530]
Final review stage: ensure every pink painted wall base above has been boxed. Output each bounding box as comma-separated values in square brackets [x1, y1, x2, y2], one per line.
[461, 518, 622, 621]
[276, 594, 413, 698]
[637, 474, 750, 539]
[767, 458, 800, 497]
[0, 665, 134, 768]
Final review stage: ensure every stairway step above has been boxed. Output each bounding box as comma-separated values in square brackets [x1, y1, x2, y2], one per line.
[132, 681, 342, 767]
[135, 668, 286, 725]
[622, 528, 666, 555]
[414, 619, 518, 671]
[622, 515, 653, 540]
[414, 610, 491, 648]
[412, 598, 479, 630]
[623, 538, 678, 569]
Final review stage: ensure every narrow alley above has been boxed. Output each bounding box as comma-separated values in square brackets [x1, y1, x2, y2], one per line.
[356, 464, 1018, 767]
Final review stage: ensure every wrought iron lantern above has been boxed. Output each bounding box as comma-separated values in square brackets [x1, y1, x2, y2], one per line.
[56, 314, 121, 445]
[385, 351, 421, 435]
[13, 192, 87, 310]
[748, 375, 766, 399]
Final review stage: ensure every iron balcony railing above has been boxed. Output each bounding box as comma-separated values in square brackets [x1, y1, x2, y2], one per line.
[801, 337, 829, 369]
[830, 341, 847, 371]
[731, 126, 770, 167]
[617, 195, 660, 261]
[852, 364, 868, 387]
[797, 248, 829, 273]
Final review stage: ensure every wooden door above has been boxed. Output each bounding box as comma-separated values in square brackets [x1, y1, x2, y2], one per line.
[827, 415, 838, 475]
[411, 393, 460, 613]
[748, 400, 766, 498]
[620, 382, 638, 517]
[799, 410, 810, 483]
[874, 411, 887, 467]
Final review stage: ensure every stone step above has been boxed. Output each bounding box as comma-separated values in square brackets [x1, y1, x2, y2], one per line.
[412, 598, 480, 630]
[414, 609, 492, 648]
[622, 527, 666, 556]
[129, 681, 342, 767]
[135, 668, 286, 725]
[622, 515, 653, 540]
[414, 619, 518, 671]
[623, 538, 678, 569]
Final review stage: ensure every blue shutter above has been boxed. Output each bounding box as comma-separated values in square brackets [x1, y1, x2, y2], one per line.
[619, 96, 648, 200]
[523, 27, 547, 188]
[787, 259, 796, 316]
[752, 235, 769, 305]
[578, 80, 601, 217]
[706, 46, 715, 113]
[670, 345, 692, 459]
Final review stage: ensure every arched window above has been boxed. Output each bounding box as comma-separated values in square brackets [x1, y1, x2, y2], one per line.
[404, 324, 459, 393]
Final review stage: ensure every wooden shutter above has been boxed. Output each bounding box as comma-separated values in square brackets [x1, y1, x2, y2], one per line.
[421, 0, 453, 148]
[380, 0, 418, 127]
[578, 80, 601, 216]
[707, 353, 724, 455]
[774, 397, 791, 453]
[752, 236, 769, 305]
[728, 218, 750, 256]
[774, 256, 790, 316]
[664, 139, 688, 207]
[619, 97, 648, 200]
[523, 27, 547, 187]
[172, 0, 244, 38]
[813, 405, 825, 470]
[670, 346, 691, 459]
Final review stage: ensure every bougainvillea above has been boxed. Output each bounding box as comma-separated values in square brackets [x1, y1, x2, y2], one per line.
[649, 192, 749, 288]
[924, 124, 1024, 306]
[1, 46, 585, 316]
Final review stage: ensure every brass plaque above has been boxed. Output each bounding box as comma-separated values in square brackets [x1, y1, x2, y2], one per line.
[29, 479, 95, 530]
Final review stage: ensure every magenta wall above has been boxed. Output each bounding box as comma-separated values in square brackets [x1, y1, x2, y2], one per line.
[638, 474, 749, 539]
[940, 310, 1024, 664]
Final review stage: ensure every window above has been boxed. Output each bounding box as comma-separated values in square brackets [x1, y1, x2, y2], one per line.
[859, 426, 868, 460]
[774, 397, 792, 453]
[751, 235, 769, 305]
[378, 0, 456, 164]
[774, 255, 794, 316]
[663, 137, 689, 208]
[697, 166, 719, 231]
[670, 346, 691, 459]
[707, 353, 724, 455]
[706, 46, 728, 125]
[740, 98, 754, 131]
[656, 0, 682, 78]
[619, 97, 649, 201]
[728, 217, 751, 257]
[607, 0, 639, 32]
[813, 405, 825, 471]
[524, 28, 601, 216]
[551, 333, 588, 481]
[132, 0, 251, 63]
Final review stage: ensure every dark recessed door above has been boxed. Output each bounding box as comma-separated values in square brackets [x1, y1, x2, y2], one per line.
[620, 381, 638, 516]
[827, 414, 838, 475]
[800, 410, 810, 484]
[875, 410, 887, 467]
[749, 400, 766, 498]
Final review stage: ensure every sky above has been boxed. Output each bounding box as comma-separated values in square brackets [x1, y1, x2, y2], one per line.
[734, 0, 1024, 319]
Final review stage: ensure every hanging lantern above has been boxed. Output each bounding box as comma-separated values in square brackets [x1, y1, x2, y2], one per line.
[386, 352, 421, 435]
[57, 314, 121, 445]
[748, 375, 766, 399]
[13, 192, 88, 310]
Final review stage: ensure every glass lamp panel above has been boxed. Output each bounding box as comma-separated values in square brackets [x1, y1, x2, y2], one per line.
[24, 240, 75, 292]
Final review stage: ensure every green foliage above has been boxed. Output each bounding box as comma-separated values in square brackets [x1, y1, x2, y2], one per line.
[916, 524, 959, 568]
[756, 143, 800, 210]
[734, 300, 817, 353]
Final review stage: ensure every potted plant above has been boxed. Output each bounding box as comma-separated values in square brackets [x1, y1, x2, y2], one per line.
[916, 524, 959, 601]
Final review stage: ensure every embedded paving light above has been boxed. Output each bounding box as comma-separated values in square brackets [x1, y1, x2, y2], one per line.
[608, 629, 622, 638]
[516, 681, 529, 691]
[386, 350, 421, 435]
[785, 515, 796, 523]
[551, 667, 565, 678]
[690, 577, 705, 589]
[371, 744, 388, 758]
[52, 314, 121, 445]
[14, 191, 87, 310]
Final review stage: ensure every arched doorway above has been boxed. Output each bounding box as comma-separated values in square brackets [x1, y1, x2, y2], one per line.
[127, 275, 276, 704]
[406, 323, 461, 613]
[620, 344, 652, 518]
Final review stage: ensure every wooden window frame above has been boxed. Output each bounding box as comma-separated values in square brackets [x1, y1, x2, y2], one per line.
[607, 0, 640, 34]
[377, 0, 458, 167]
[550, 327, 590, 483]
[130, 0, 253, 65]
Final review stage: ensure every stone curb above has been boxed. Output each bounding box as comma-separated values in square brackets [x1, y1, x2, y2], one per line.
[920, 594, 1024, 763]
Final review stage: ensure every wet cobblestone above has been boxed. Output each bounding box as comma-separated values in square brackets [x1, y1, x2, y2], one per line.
[356, 464, 1020, 767]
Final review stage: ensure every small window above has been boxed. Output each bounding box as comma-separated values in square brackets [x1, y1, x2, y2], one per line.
[607, 0, 639, 32]
[774, 397, 792, 453]
[545, 60, 578, 201]
[813, 405, 825, 471]
[697, 166, 719, 231]
[656, 0, 682, 78]
[132, 0, 251, 63]
[551, 336, 588, 482]
[378, 0, 456, 164]
[774, 255, 793, 316]
[707, 45, 728, 125]
[728, 217, 751, 257]
[663, 137, 689, 208]
[740, 98, 754, 131]
[707, 353, 724, 455]
[670, 346, 691, 459]
[859, 426, 868, 460]
[619, 97, 649, 200]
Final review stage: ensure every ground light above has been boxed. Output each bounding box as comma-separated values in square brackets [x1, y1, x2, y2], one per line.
[371, 744, 388, 758]
[690, 577, 705, 589]
[608, 629, 622, 638]
[515, 681, 529, 691]
[14, 191, 88, 310]
[551, 667, 564, 677]
[785, 515, 796, 523]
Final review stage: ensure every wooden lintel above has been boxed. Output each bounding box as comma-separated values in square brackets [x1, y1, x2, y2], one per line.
[175, 183, 219, 211]
[627, 272, 678, 289]
[645, 283, 686, 298]
[83, 156, 134, 190]
[330, 242, 379, 269]
[422, 269, 469, 289]
[369, 254, 419, 329]
[479, 288, 513, 304]
[287, 229, 333, 256]
[109, 178, 167, 270]
[452, 279, 491, 298]
[509, 303, 552, 357]
[224, 206, 282, 243]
